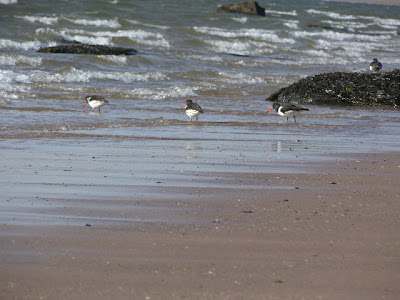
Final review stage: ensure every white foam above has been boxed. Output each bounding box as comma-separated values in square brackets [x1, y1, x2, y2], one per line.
[290, 30, 391, 42]
[194, 27, 295, 44]
[0, 39, 42, 50]
[0, 0, 17, 4]
[323, 20, 368, 29]
[28, 68, 169, 84]
[90, 71, 169, 83]
[128, 20, 170, 30]
[65, 17, 121, 28]
[306, 9, 356, 20]
[35, 26, 170, 48]
[183, 54, 223, 62]
[95, 29, 171, 48]
[98, 55, 128, 65]
[362, 16, 400, 29]
[127, 86, 197, 100]
[203, 39, 276, 55]
[264, 9, 297, 16]
[217, 71, 264, 85]
[0, 54, 42, 66]
[64, 34, 112, 46]
[300, 49, 332, 58]
[0, 70, 30, 101]
[31, 68, 89, 83]
[283, 20, 299, 29]
[0, 70, 31, 84]
[36, 27, 113, 45]
[16, 15, 59, 25]
[232, 17, 248, 24]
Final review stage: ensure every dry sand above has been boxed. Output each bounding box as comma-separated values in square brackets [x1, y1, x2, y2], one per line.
[1, 148, 399, 300]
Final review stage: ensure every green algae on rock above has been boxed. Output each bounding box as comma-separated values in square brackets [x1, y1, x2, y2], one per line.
[266, 70, 400, 107]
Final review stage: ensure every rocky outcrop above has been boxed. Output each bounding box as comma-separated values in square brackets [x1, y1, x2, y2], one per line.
[216, 1, 265, 16]
[266, 70, 400, 107]
[38, 42, 137, 55]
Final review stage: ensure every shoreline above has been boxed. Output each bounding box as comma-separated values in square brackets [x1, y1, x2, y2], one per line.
[1, 140, 399, 299]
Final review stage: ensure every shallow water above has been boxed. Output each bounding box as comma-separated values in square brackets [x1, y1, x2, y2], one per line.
[0, 0, 399, 191]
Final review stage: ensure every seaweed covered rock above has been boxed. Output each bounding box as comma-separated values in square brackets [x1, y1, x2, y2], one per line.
[266, 70, 400, 107]
[215, 1, 266, 16]
[38, 42, 137, 55]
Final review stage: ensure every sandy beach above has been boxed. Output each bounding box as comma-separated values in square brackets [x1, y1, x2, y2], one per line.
[1, 137, 399, 299]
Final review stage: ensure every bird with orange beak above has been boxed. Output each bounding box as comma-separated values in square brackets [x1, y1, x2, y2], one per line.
[266, 102, 308, 123]
[181, 99, 203, 121]
[83, 95, 108, 112]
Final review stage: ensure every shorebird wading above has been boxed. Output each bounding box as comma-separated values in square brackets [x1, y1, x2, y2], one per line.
[83, 95, 108, 112]
[369, 58, 382, 72]
[266, 102, 309, 123]
[182, 100, 203, 121]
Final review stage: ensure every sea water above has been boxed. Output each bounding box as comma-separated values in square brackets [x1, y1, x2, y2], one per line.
[0, 0, 399, 153]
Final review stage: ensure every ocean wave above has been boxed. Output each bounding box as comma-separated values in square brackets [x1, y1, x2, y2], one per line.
[0, 39, 44, 50]
[97, 55, 128, 65]
[283, 20, 299, 29]
[28, 68, 169, 84]
[16, 15, 121, 29]
[65, 17, 121, 28]
[203, 39, 276, 55]
[16, 15, 59, 25]
[290, 30, 391, 42]
[264, 9, 297, 16]
[0, 70, 30, 84]
[306, 9, 356, 20]
[217, 72, 265, 85]
[0, 54, 42, 66]
[323, 20, 369, 30]
[194, 27, 295, 44]
[362, 15, 400, 29]
[0, 0, 17, 4]
[232, 17, 248, 24]
[64, 34, 112, 46]
[0, 70, 30, 101]
[34, 26, 170, 48]
[182, 54, 223, 62]
[127, 86, 198, 100]
[128, 20, 170, 30]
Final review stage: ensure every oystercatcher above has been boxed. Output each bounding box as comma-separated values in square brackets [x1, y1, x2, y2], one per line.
[83, 95, 108, 112]
[181, 99, 203, 121]
[369, 58, 382, 72]
[266, 102, 309, 123]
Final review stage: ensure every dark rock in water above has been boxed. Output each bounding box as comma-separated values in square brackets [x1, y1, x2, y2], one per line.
[38, 42, 137, 55]
[266, 70, 400, 107]
[216, 1, 266, 16]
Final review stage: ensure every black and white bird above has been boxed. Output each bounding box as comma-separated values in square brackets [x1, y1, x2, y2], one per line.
[266, 102, 309, 123]
[181, 100, 203, 121]
[83, 95, 108, 112]
[369, 58, 382, 72]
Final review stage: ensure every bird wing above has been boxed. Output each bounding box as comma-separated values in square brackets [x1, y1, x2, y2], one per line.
[192, 103, 203, 113]
[281, 104, 299, 113]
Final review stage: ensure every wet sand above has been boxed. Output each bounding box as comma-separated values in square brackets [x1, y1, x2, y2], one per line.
[0, 137, 399, 300]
